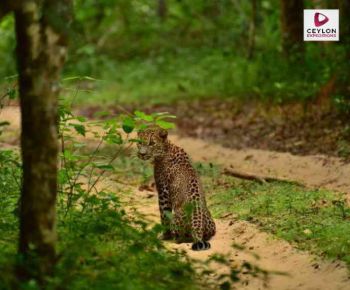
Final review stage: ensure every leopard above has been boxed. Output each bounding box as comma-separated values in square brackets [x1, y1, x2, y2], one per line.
[137, 126, 216, 251]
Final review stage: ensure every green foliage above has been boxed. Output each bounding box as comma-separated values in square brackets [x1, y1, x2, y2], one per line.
[1, 1, 348, 105]
[51, 197, 196, 290]
[0, 103, 267, 289]
[57, 98, 176, 214]
[0, 15, 16, 78]
[0, 106, 198, 289]
[0, 185, 197, 290]
[0, 149, 20, 245]
[133, 111, 176, 130]
[66, 47, 334, 106]
[57, 0, 346, 105]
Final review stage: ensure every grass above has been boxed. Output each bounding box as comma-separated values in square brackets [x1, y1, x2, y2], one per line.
[195, 162, 350, 266]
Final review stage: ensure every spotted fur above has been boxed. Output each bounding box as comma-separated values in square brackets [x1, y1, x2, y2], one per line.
[137, 127, 216, 251]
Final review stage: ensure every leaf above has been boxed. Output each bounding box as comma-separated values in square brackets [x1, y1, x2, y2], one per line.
[82, 76, 100, 81]
[156, 120, 175, 129]
[152, 112, 177, 120]
[62, 76, 81, 81]
[76, 116, 86, 122]
[230, 270, 240, 282]
[129, 138, 142, 144]
[72, 124, 86, 136]
[152, 112, 170, 116]
[104, 132, 123, 145]
[134, 110, 153, 122]
[73, 143, 86, 148]
[96, 164, 114, 171]
[155, 115, 177, 120]
[62, 75, 100, 82]
[122, 117, 135, 133]
[7, 88, 16, 99]
[94, 110, 110, 118]
[63, 149, 75, 161]
[0, 121, 10, 127]
[58, 169, 69, 185]
[220, 281, 231, 290]
[138, 124, 148, 131]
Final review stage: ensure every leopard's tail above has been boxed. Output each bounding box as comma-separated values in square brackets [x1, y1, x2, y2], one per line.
[191, 241, 211, 251]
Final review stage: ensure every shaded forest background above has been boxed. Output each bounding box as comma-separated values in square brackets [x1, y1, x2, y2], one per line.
[1, 0, 349, 105]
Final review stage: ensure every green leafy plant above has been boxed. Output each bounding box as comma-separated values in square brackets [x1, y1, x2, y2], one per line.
[0, 99, 269, 289]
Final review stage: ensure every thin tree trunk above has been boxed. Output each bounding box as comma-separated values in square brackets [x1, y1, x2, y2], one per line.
[280, 0, 304, 61]
[0, 1, 21, 19]
[15, 0, 71, 283]
[336, 0, 350, 98]
[339, 0, 350, 58]
[157, 0, 167, 21]
[247, 0, 257, 59]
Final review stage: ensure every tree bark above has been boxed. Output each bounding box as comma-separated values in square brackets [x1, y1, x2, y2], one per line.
[14, 0, 71, 283]
[280, 0, 304, 61]
[247, 0, 257, 59]
[0, 1, 21, 20]
[339, 0, 350, 57]
[336, 0, 350, 98]
[157, 0, 167, 21]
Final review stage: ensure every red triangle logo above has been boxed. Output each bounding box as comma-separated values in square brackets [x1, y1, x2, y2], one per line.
[314, 12, 329, 27]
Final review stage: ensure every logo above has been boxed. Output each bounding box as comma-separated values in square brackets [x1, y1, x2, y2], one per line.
[304, 9, 339, 41]
[314, 12, 329, 27]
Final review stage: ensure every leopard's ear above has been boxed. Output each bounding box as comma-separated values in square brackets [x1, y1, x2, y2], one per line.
[158, 128, 168, 140]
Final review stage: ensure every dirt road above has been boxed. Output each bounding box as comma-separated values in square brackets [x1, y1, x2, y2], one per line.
[127, 159, 350, 290]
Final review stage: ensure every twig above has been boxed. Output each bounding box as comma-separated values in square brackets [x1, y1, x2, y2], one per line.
[87, 142, 133, 195]
[223, 168, 304, 186]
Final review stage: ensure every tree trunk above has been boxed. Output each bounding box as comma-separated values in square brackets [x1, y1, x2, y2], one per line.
[280, 0, 304, 61]
[339, 0, 350, 57]
[336, 0, 350, 98]
[14, 0, 71, 283]
[247, 0, 257, 59]
[157, 0, 167, 21]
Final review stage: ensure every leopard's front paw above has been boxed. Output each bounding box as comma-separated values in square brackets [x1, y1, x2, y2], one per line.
[191, 241, 211, 251]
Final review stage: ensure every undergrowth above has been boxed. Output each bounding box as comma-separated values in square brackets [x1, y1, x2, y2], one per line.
[63, 47, 332, 106]
[0, 111, 198, 290]
[0, 107, 265, 290]
[196, 163, 350, 266]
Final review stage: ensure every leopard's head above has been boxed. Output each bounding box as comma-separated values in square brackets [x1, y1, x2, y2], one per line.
[137, 126, 168, 160]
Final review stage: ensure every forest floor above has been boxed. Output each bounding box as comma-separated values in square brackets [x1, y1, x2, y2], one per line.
[1, 106, 350, 289]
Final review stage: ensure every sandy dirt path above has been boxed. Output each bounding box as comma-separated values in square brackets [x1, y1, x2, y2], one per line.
[2, 107, 350, 195]
[2, 106, 350, 289]
[171, 135, 350, 197]
[125, 175, 350, 290]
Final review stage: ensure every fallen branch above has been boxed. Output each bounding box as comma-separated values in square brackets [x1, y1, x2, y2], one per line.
[223, 168, 304, 186]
